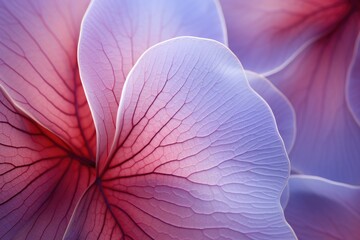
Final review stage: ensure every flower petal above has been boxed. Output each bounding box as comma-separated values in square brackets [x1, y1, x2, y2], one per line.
[0, 87, 95, 239]
[65, 37, 295, 239]
[246, 71, 296, 153]
[285, 175, 360, 239]
[268, 13, 360, 184]
[0, 0, 95, 159]
[78, 0, 226, 165]
[280, 184, 290, 209]
[347, 34, 360, 125]
[220, 0, 352, 74]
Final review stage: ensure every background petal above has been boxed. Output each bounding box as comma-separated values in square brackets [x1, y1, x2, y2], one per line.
[66, 37, 295, 240]
[280, 184, 290, 209]
[246, 71, 296, 153]
[0, 88, 95, 239]
[347, 34, 360, 125]
[220, 0, 352, 74]
[268, 13, 360, 184]
[0, 0, 95, 160]
[78, 0, 227, 166]
[285, 175, 360, 240]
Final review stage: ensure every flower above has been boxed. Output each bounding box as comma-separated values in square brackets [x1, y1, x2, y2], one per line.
[0, 0, 294, 239]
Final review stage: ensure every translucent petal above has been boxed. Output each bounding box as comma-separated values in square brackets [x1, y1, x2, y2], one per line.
[0, 0, 95, 159]
[246, 71, 296, 152]
[65, 37, 295, 240]
[281, 184, 290, 209]
[268, 13, 360, 184]
[220, 0, 351, 74]
[0, 88, 95, 239]
[285, 175, 360, 239]
[78, 0, 226, 165]
[347, 34, 360, 125]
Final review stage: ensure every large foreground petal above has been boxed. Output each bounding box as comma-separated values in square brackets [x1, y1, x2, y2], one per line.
[78, 0, 226, 166]
[268, 13, 360, 184]
[220, 0, 351, 74]
[0, 88, 95, 239]
[285, 175, 360, 239]
[246, 72, 295, 208]
[0, 0, 95, 159]
[246, 71, 296, 153]
[65, 37, 294, 239]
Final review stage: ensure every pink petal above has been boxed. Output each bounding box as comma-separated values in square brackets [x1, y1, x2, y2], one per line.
[220, 0, 352, 74]
[347, 34, 360, 125]
[78, 0, 226, 166]
[285, 175, 360, 239]
[268, 13, 360, 184]
[246, 71, 296, 152]
[0, 0, 95, 159]
[65, 37, 295, 239]
[0, 88, 95, 239]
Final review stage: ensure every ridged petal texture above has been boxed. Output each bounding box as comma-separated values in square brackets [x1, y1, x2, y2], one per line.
[0, 0, 96, 160]
[0, 1, 98, 239]
[0, 88, 95, 239]
[246, 71, 296, 153]
[65, 37, 295, 240]
[78, 0, 227, 168]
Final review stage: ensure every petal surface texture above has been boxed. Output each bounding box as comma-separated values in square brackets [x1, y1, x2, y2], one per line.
[268, 11, 360, 184]
[0, 88, 95, 239]
[246, 71, 296, 153]
[78, 0, 227, 166]
[285, 175, 360, 239]
[0, 0, 96, 159]
[220, 0, 351, 74]
[65, 37, 295, 240]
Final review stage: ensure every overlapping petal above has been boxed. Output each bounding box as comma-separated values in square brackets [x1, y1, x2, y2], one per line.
[268, 13, 360, 184]
[0, 88, 95, 239]
[78, 0, 227, 167]
[65, 37, 294, 239]
[0, 0, 96, 159]
[280, 184, 290, 209]
[285, 175, 360, 239]
[220, 0, 351, 74]
[347, 34, 360, 125]
[246, 71, 296, 152]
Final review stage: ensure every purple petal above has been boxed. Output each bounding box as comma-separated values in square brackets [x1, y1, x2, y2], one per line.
[285, 175, 360, 239]
[267, 13, 360, 184]
[280, 184, 290, 209]
[78, 0, 226, 166]
[65, 37, 295, 239]
[246, 72, 294, 209]
[220, 0, 352, 74]
[246, 71, 296, 153]
[0, 0, 96, 159]
[347, 34, 360, 125]
[0, 88, 95, 239]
